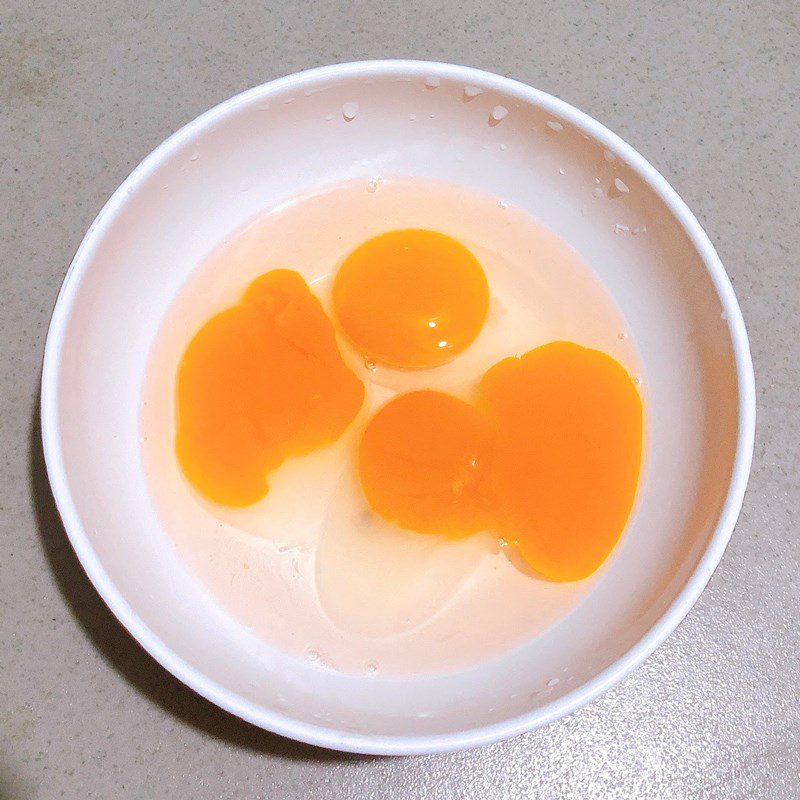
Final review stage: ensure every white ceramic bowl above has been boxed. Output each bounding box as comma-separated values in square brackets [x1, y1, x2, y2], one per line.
[41, 60, 755, 755]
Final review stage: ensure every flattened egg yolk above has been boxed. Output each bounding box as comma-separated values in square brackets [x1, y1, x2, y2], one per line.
[332, 229, 490, 369]
[176, 269, 364, 506]
[358, 390, 495, 537]
[481, 341, 643, 581]
[357, 342, 642, 581]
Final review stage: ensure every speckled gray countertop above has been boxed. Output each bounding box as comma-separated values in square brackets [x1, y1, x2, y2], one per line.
[2, 2, 798, 798]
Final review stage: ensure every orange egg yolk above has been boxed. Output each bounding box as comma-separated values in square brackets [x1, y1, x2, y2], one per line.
[332, 229, 490, 369]
[175, 269, 364, 506]
[358, 390, 496, 537]
[358, 342, 642, 581]
[480, 341, 643, 581]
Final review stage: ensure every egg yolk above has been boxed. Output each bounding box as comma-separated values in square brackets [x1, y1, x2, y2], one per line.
[357, 342, 642, 581]
[480, 342, 643, 581]
[175, 269, 364, 506]
[332, 229, 490, 369]
[358, 391, 495, 536]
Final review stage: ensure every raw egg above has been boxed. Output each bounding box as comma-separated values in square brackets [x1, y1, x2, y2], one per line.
[480, 341, 643, 581]
[359, 390, 495, 537]
[175, 269, 364, 506]
[332, 229, 490, 369]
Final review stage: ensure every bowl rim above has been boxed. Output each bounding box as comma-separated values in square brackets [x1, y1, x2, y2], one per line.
[40, 59, 756, 756]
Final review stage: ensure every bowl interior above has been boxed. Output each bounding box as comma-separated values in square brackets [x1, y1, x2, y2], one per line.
[44, 62, 745, 752]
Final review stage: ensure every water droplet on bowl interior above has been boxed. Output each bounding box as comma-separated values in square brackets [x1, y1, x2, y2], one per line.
[592, 186, 604, 198]
[613, 177, 630, 195]
[409, 113, 417, 121]
[632, 224, 647, 236]
[498, 200, 508, 209]
[424, 76, 441, 89]
[546, 119, 563, 133]
[189, 152, 199, 162]
[547, 677, 560, 687]
[614, 223, 630, 234]
[489, 105, 508, 125]
[463, 85, 483, 100]
[342, 101, 359, 122]
[604, 149, 617, 162]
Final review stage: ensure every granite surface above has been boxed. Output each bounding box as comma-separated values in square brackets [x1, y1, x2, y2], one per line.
[1, 1, 798, 797]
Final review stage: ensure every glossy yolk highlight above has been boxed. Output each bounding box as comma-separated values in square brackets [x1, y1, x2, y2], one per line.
[176, 269, 364, 506]
[358, 342, 642, 581]
[480, 341, 643, 581]
[358, 391, 495, 537]
[332, 229, 490, 369]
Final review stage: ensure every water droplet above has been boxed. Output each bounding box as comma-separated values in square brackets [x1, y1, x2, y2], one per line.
[428, 320, 437, 328]
[463, 85, 483, 100]
[282, 97, 295, 105]
[592, 186, 604, 198]
[613, 177, 630, 194]
[408, 113, 417, 121]
[603, 149, 617, 162]
[547, 677, 560, 687]
[324, 113, 335, 121]
[366, 176, 382, 193]
[364, 358, 377, 372]
[594, 177, 601, 184]
[307, 649, 320, 663]
[469, 458, 478, 468]
[489, 105, 508, 125]
[632, 224, 647, 236]
[633, 376, 641, 386]
[614, 223, 630, 234]
[437, 340, 448, 348]
[429, 113, 435, 119]
[546, 119, 563, 133]
[498, 537, 509, 548]
[366, 660, 378, 674]
[342, 101, 359, 122]
[618, 332, 627, 340]
[424, 76, 441, 89]
[498, 200, 508, 209]
[189, 152, 199, 162]
[558, 167, 566, 175]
